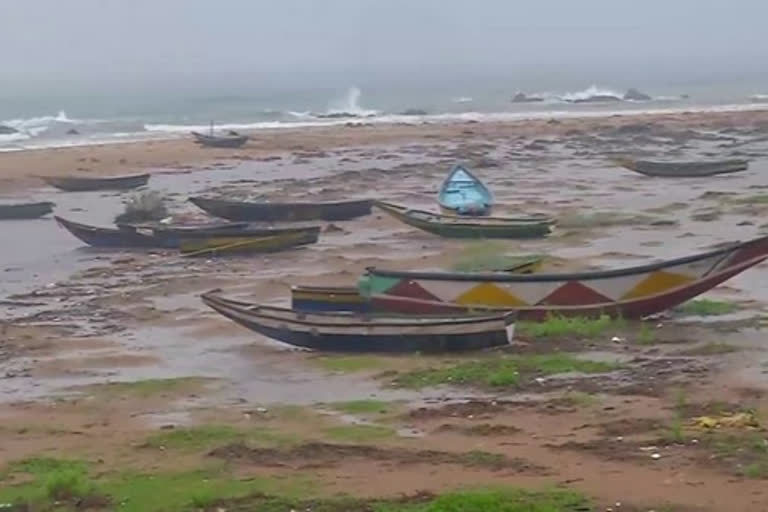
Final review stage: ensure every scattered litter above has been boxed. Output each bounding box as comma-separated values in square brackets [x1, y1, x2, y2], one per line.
[693, 411, 759, 430]
[651, 453, 661, 459]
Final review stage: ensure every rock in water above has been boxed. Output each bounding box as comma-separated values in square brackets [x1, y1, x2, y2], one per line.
[569, 95, 622, 104]
[511, 92, 544, 103]
[66, 128, 80, 135]
[623, 88, 652, 101]
[0, 125, 18, 134]
[399, 108, 428, 116]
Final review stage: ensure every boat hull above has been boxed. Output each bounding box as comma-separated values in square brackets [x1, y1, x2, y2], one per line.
[376, 201, 551, 239]
[618, 159, 749, 178]
[437, 165, 494, 216]
[42, 174, 150, 192]
[180, 229, 320, 257]
[201, 292, 514, 353]
[0, 202, 54, 220]
[360, 234, 768, 316]
[192, 132, 249, 148]
[190, 197, 373, 222]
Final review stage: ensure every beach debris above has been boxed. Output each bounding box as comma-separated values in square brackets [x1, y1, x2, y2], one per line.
[114, 191, 169, 224]
[693, 411, 759, 430]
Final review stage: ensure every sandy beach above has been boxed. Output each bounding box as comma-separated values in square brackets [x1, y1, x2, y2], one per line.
[3, 109, 768, 510]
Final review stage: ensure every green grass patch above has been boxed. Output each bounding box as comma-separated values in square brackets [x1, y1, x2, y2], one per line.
[329, 399, 393, 415]
[0, 457, 315, 512]
[559, 391, 599, 408]
[449, 242, 543, 273]
[323, 424, 396, 442]
[675, 342, 740, 356]
[144, 425, 294, 452]
[392, 354, 619, 389]
[663, 415, 688, 443]
[676, 299, 739, 316]
[210, 487, 591, 512]
[728, 194, 768, 205]
[313, 355, 388, 373]
[636, 322, 657, 345]
[80, 377, 212, 398]
[518, 314, 624, 339]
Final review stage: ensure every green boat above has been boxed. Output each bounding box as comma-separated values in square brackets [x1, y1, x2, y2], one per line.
[375, 201, 553, 239]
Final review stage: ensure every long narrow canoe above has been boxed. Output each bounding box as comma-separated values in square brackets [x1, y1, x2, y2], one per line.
[376, 201, 552, 239]
[201, 290, 515, 353]
[55, 216, 320, 249]
[0, 202, 54, 220]
[359, 233, 768, 319]
[189, 197, 373, 222]
[192, 132, 249, 148]
[438, 165, 494, 216]
[617, 158, 748, 177]
[291, 257, 543, 313]
[40, 173, 150, 192]
[180, 228, 320, 257]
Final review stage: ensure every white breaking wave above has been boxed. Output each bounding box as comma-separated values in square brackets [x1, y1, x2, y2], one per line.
[750, 94, 768, 102]
[452, 97, 473, 103]
[2, 110, 78, 137]
[322, 87, 379, 117]
[558, 85, 623, 102]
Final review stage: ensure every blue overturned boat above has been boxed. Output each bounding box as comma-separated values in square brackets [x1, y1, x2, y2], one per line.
[437, 165, 494, 216]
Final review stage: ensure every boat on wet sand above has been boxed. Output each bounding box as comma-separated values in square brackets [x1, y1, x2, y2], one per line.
[375, 201, 552, 239]
[0, 202, 54, 220]
[291, 258, 543, 313]
[192, 131, 249, 148]
[40, 173, 150, 192]
[438, 165, 494, 216]
[201, 291, 516, 353]
[55, 216, 321, 249]
[616, 158, 748, 178]
[189, 197, 373, 222]
[359, 234, 768, 319]
[180, 229, 320, 257]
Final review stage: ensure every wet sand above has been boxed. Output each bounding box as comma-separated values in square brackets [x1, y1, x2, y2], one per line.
[3, 110, 768, 509]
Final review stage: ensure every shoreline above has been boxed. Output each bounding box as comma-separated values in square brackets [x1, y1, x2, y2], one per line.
[2, 107, 768, 194]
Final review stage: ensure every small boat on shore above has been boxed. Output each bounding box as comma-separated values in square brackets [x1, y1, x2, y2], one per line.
[55, 216, 321, 249]
[180, 228, 320, 257]
[201, 290, 515, 353]
[359, 233, 768, 319]
[375, 201, 552, 239]
[192, 131, 249, 148]
[616, 158, 749, 178]
[0, 202, 54, 220]
[189, 197, 373, 222]
[40, 173, 150, 192]
[438, 165, 494, 216]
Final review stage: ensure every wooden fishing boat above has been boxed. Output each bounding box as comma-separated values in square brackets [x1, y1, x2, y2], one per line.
[55, 216, 320, 249]
[201, 290, 515, 353]
[189, 197, 373, 222]
[180, 229, 320, 257]
[291, 258, 542, 313]
[116, 220, 250, 235]
[438, 165, 494, 216]
[191, 131, 249, 148]
[375, 201, 552, 239]
[0, 202, 54, 220]
[360, 234, 768, 319]
[40, 173, 150, 192]
[616, 158, 748, 177]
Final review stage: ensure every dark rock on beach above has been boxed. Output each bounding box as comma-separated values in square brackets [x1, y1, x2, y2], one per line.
[0, 125, 18, 134]
[623, 88, 652, 101]
[511, 92, 544, 103]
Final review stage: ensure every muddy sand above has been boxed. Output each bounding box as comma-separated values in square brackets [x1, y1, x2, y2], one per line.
[3, 110, 768, 510]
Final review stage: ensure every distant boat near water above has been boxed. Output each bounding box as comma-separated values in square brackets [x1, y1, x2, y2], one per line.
[438, 165, 494, 216]
[616, 158, 749, 178]
[39, 173, 150, 192]
[0, 201, 54, 220]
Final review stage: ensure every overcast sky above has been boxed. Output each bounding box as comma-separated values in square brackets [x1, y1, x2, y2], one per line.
[3, 0, 767, 94]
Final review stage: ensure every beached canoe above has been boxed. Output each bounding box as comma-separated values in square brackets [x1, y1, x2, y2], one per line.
[375, 201, 552, 239]
[291, 258, 543, 313]
[0, 202, 54, 220]
[201, 290, 515, 353]
[191, 131, 249, 148]
[617, 158, 748, 178]
[189, 197, 373, 222]
[180, 228, 320, 257]
[55, 216, 320, 249]
[438, 165, 494, 216]
[359, 234, 768, 320]
[40, 173, 150, 192]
